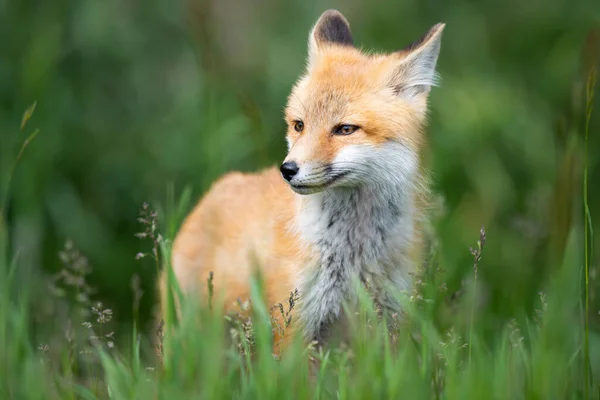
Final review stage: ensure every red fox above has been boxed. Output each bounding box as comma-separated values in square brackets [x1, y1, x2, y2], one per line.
[162, 10, 444, 346]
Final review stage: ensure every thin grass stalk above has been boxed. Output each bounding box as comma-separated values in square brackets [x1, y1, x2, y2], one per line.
[468, 227, 486, 367]
[468, 272, 477, 367]
[1, 101, 39, 216]
[583, 65, 596, 399]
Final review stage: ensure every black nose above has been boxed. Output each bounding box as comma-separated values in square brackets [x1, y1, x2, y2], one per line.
[280, 161, 299, 181]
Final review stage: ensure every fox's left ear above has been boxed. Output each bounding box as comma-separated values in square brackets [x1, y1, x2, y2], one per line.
[308, 10, 354, 66]
[386, 23, 445, 99]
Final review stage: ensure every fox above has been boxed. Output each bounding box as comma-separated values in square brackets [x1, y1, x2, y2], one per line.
[161, 9, 445, 347]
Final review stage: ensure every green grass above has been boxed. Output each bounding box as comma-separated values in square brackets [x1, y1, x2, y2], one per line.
[584, 64, 597, 400]
[0, 194, 595, 399]
[0, 225, 591, 398]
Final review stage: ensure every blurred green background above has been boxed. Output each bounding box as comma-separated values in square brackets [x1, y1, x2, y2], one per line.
[1, 0, 599, 335]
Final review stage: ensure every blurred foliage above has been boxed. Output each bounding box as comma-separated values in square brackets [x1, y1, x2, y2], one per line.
[1, 0, 599, 341]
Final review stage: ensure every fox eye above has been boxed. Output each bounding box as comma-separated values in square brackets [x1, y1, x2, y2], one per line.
[293, 120, 304, 132]
[333, 124, 360, 135]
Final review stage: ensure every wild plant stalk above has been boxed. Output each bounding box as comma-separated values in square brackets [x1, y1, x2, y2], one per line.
[135, 202, 163, 274]
[207, 271, 214, 310]
[468, 226, 486, 366]
[0, 103, 39, 254]
[131, 273, 143, 329]
[1, 102, 38, 215]
[583, 65, 596, 398]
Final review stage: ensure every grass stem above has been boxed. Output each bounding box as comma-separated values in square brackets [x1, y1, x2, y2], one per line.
[583, 65, 596, 399]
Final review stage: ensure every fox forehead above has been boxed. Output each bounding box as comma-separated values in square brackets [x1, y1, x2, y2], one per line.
[285, 49, 389, 121]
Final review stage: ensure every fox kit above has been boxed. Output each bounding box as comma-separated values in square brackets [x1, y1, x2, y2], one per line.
[162, 10, 444, 345]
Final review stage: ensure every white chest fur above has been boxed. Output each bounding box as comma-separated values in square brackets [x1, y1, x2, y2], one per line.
[295, 177, 417, 341]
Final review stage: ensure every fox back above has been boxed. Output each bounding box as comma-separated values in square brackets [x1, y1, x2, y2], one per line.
[162, 10, 444, 347]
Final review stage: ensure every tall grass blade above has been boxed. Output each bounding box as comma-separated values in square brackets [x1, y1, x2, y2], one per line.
[1, 129, 39, 215]
[583, 64, 596, 399]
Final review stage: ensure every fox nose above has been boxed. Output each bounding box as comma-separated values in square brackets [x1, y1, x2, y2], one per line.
[280, 161, 299, 181]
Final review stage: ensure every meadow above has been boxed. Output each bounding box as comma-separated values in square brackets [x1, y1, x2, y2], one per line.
[1, 0, 600, 398]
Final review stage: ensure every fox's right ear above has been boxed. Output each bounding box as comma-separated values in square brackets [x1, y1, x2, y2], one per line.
[385, 23, 445, 100]
[308, 10, 354, 65]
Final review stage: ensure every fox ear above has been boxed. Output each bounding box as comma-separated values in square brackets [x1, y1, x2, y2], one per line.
[308, 10, 354, 63]
[386, 23, 445, 99]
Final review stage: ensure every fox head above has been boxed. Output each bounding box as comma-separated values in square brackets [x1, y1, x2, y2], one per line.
[280, 10, 444, 195]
